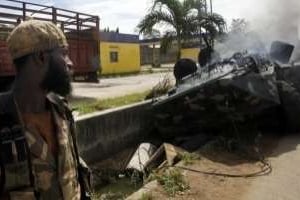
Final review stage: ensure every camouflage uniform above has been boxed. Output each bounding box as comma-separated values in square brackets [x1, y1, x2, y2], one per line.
[1, 20, 90, 200]
[0, 92, 83, 200]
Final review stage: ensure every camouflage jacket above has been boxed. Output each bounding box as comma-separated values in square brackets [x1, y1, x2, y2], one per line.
[0, 92, 85, 200]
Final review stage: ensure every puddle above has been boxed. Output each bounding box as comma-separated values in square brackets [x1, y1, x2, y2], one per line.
[92, 143, 156, 199]
[92, 176, 143, 200]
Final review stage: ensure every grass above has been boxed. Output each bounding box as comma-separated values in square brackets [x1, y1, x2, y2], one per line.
[100, 71, 140, 78]
[179, 152, 200, 166]
[151, 168, 189, 197]
[100, 65, 172, 78]
[71, 90, 150, 115]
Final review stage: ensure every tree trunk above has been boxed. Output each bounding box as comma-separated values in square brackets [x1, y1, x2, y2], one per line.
[176, 34, 182, 61]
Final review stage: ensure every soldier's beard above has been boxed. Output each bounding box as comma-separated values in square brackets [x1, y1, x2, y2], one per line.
[41, 57, 72, 97]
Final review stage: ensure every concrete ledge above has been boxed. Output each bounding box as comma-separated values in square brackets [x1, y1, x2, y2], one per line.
[75, 100, 152, 164]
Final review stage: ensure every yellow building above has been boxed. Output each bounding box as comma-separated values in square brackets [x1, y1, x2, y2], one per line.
[181, 48, 200, 63]
[100, 32, 141, 75]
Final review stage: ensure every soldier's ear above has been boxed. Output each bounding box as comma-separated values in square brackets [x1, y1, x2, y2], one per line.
[32, 51, 50, 67]
[31, 52, 43, 66]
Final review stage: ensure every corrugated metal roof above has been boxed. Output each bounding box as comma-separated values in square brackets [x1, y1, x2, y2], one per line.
[100, 32, 139, 43]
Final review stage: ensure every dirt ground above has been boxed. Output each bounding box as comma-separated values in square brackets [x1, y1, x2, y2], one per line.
[242, 134, 300, 200]
[127, 134, 300, 200]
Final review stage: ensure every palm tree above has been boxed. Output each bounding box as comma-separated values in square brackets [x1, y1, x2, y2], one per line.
[137, 0, 226, 60]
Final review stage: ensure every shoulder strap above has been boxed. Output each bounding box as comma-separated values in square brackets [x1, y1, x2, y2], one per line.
[0, 92, 17, 120]
[0, 93, 11, 196]
[0, 92, 14, 195]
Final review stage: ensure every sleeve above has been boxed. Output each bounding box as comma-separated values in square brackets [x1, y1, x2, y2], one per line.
[78, 157, 92, 194]
[0, 164, 5, 198]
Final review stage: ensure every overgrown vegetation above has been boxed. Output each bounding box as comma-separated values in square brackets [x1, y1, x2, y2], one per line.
[71, 91, 150, 115]
[150, 168, 189, 196]
[145, 75, 174, 99]
[179, 152, 200, 166]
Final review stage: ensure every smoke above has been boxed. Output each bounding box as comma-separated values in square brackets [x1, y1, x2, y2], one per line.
[248, 0, 300, 45]
[215, 0, 300, 61]
[215, 31, 268, 58]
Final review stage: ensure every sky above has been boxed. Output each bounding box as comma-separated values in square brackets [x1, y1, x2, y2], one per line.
[15, 0, 152, 34]
[3, 0, 300, 39]
[10, 0, 247, 34]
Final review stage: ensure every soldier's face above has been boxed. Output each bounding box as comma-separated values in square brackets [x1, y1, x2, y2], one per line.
[41, 47, 73, 96]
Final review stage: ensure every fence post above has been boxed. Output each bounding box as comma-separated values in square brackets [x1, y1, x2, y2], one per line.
[52, 7, 57, 24]
[22, 2, 26, 21]
[76, 13, 80, 31]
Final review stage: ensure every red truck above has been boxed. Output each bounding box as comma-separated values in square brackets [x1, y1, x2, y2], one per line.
[0, 0, 100, 91]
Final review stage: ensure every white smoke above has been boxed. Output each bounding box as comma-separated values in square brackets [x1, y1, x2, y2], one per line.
[248, 0, 300, 45]
[215, 31, 268, 58]
[215, 0, 300, 61]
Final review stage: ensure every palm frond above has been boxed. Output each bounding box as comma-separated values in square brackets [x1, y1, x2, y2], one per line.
[137, 11, 174, 34]
[183, 0, 206, 12]
[137, 0, 227, 58]
[152, 0, 185, 30]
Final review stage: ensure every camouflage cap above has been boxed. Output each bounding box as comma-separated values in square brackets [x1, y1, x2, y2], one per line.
[7, 20, 68, 59]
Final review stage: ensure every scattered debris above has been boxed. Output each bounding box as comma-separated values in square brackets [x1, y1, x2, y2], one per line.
[144, 143, 188, 171]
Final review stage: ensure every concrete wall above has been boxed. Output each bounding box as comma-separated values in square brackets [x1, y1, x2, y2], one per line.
[75, 100, 152, 165]
[140, 44, 177, 65]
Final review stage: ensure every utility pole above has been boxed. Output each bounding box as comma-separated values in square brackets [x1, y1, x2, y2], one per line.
[205, 0, 208, 44]
[209, 0, 214, 48]
[199, 1, 203, 47]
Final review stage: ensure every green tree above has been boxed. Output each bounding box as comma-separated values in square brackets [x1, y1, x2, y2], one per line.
[137, 0, 226, 60]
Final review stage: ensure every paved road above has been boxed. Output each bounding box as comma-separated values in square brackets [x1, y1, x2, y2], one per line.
[71, 72, 174, 99]
[242, 134, 300, 200]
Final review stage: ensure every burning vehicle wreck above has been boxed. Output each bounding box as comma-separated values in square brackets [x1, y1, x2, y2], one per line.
[150, 41, 300, 143]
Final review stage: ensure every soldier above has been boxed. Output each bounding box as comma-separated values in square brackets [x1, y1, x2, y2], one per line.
[0, 20, 91, 200]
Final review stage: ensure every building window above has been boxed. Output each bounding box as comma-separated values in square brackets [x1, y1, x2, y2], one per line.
[110, 51, 118, 63]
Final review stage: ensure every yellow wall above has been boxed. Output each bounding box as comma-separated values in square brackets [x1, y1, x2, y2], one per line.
[100, 42, 141, 75]
[180, 48, 200, 62]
